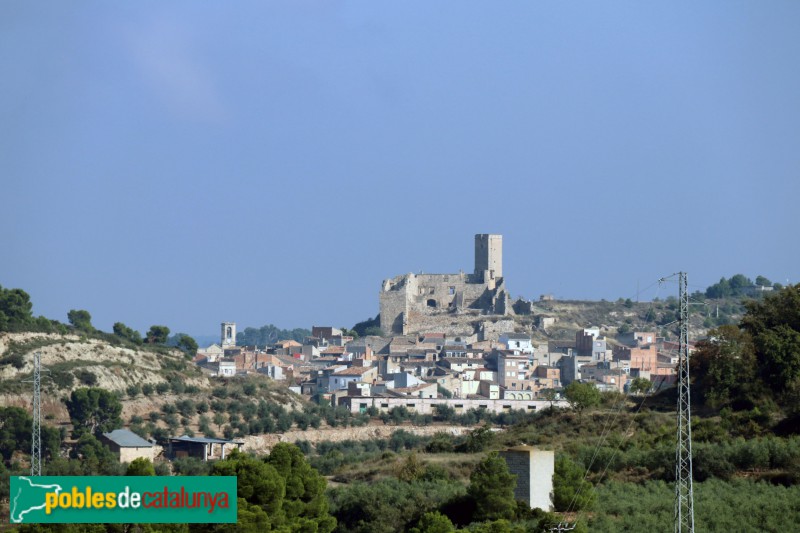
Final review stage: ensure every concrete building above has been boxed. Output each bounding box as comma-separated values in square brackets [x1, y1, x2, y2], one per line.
[500, 446, 555, 511]
[379, 234, 512, 335]
[219, 360, 237, 377]
[576, 328, 608, 361]
[497, 351, 532, 391]
[499, 333, 534, 354]
[328, 365, 378, 392]
[257, 364, 285, 380]
[337, 396, 568, 415]
[613, 343, 658, 372]
[101, 429, 154, 463]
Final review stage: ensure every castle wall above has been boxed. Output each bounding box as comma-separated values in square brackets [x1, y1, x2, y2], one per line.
[380, 286, 409, 335]
[379, 234, 509, 335]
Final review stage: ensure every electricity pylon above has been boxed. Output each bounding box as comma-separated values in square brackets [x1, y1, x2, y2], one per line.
[674, 272, 694, 532]
[31, 351, 42, 476]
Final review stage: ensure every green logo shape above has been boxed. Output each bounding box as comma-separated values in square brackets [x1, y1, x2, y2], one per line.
[10, 476, 237, 523]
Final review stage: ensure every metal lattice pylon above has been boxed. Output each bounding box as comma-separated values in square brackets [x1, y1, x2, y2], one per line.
[31, 351, 42, 476]
[674, 272, 695, 532]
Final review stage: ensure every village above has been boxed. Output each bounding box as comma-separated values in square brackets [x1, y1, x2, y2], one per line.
[193, 235, 684, 415]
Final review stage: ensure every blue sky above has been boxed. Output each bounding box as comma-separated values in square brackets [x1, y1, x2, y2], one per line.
[2, 2, 799, 337]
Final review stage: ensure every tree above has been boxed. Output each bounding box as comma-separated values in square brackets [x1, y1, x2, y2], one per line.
[69, 434, 122, 475]
[211, 450, 286, 518]
[113, 322, 143, 344]
[459, 424, 495, 453]
[410, 511, 455, 533]
[706, 277, 732, 299]
[552, 455, 596, 512]
[691, 325, 758, 408]
[67, 309, 93, 332]
[146, 325, 170, 344]
[467, 452, 517, 522]
[729, 274, 753, 294]
[340, 327, 359, 339]
[564, 382, 601, 418]
[65, 387, 123, 438]
[0, 285, 34, 331]
[209, 447, 336, 532]
[629, 377, 652, 395]
[540, 388, 559, 407]
[176, 334, 199, 357]
[236, 324, 311, 347]
[741, 284, 800, 404]
[213, 412, 227, 431]
[0, 406, 32, 461]
[352, 315, 381, 337]
[126, 457, 156, 476]
[266, 442, 336, 533]
[756, 276, 773, 287]
[396, 452, 425, 482]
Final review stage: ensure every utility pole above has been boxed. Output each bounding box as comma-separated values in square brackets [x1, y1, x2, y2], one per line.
[674, 272, 695, 532]
[31, 351, 42, 476]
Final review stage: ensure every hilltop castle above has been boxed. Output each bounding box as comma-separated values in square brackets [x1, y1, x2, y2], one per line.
[379, 234, 513, 335]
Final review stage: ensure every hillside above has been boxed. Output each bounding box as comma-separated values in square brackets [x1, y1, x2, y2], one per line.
[484, 295, 740, 347]
[0, 332, 311, 449]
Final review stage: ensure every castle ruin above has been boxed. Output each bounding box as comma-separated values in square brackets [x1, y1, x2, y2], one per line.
[379, 234, 513, 335]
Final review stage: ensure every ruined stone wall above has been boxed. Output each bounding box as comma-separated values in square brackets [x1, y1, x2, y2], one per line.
[379, 234, 509, 335]
[381, 271, 506, 334]
[407, 273, 489, 312]
[379, 288, 408, 334]
[479, 319, 518, 341]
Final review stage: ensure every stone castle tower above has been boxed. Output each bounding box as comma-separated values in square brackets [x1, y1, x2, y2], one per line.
[221, 322, 236, 348]
[474, 234, 503, 283]
[379, 234, 511, 335]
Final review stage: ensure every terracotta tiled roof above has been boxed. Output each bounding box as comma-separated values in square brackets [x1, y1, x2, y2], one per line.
[334, 366, 375, 376]
[322, 346, 346, 354]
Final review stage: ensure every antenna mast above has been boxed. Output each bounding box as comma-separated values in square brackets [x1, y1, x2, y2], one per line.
[674, 272, 694, 532]
[31, 351, 42, 476]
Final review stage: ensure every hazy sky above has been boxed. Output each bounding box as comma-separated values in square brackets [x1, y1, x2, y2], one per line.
[2, 2, 799, 337]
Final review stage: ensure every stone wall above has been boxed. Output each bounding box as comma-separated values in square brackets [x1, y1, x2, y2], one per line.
[243, 424, 471, 454]
[119, 446, 154, 463]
